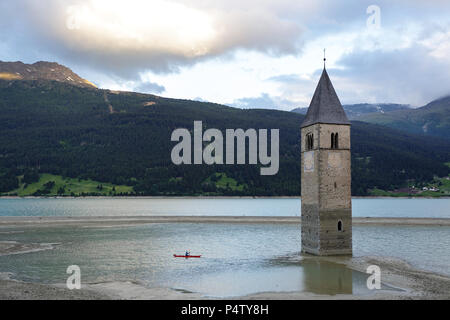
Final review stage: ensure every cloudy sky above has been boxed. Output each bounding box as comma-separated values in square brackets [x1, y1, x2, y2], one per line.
[1, 0, 449, 109]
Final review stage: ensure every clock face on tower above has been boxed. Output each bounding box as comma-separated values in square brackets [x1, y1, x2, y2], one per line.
[328, 152, 342, 169]
[304, 151, 314, 172]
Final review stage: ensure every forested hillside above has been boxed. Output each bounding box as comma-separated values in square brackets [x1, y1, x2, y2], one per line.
[358, 96, 450, 139]
[0, 80, 449, 196]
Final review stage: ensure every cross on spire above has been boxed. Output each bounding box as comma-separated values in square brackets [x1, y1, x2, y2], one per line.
[323, 48, 326, 69]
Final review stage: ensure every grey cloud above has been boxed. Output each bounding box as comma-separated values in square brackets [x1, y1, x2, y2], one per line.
[332, 45, 450, 105]
[267, 74, 302, 83]
[193, 97, 210, 103]
[1, 0, 449, 106]
[0, 1, 206, 79]
[135, 81, 166, 94]
[0, 0, 306, 80]
[267, 73, 314, 85]
[232, 93, 299, 110]
[264, 42, 450, 107]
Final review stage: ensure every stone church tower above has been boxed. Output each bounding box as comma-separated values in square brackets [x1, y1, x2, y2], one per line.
[301, 66, 352, 256]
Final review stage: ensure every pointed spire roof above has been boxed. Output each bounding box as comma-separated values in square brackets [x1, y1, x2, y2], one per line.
[301, 68, 350, 128]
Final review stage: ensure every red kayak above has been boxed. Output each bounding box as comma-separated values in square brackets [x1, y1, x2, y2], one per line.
[173, 254, 202, 258]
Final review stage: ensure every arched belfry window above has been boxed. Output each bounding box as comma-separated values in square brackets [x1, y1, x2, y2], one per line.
[337, 220, 343, 232]
[331, 132, 339, 149]
[306, 133, 314, 151]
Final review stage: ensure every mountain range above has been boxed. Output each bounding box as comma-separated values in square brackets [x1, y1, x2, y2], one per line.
[357, 96, 450, 138]
[292, 100, 450, 139]
[0, 61, 449, 196]
[292, 103, 411, 120]
[0, 61, 96, 88]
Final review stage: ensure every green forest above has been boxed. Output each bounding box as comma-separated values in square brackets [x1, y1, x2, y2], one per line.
[0, 80, 449, 196]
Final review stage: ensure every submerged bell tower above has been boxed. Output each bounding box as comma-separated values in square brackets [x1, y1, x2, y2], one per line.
[300, 60, 352, 256]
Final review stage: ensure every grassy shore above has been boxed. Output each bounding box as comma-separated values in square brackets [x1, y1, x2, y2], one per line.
[2, 172, 449, 198]
[6, 173, 133, 197]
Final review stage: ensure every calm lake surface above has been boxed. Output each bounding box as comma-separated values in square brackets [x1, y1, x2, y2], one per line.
[1, 197, 449, 218]
[0, 198, 449, 297]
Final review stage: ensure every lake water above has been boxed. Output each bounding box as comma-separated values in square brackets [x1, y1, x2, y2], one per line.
[1, 197, 449, 218]
[0, 198, 449, 297]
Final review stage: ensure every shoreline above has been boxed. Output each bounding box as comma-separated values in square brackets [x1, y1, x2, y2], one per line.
[1, 216, 450, 228]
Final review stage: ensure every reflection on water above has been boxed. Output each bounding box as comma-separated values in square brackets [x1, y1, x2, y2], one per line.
[169, 261, 363, 298]
[148, 254, 377, 297]
[301, 259, 353, 295]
